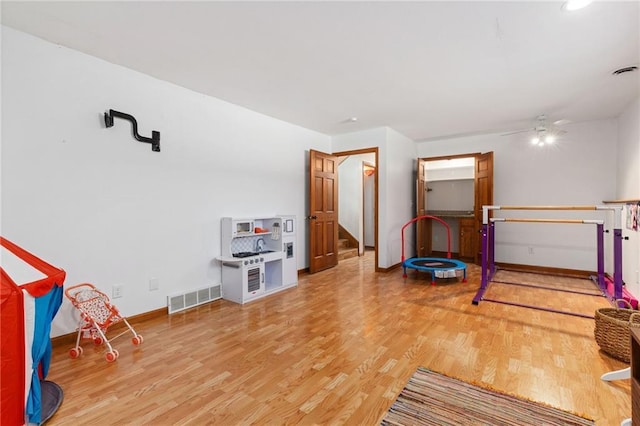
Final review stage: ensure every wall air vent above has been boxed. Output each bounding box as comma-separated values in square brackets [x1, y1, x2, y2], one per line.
[168, 284, 222, 314]
[612, 66, 638, 75]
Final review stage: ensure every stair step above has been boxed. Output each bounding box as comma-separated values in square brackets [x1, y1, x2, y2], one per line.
[338, 239, 350, 249]
[338, 247, 359, 261]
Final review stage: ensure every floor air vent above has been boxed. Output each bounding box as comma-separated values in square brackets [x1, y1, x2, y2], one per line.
[168, 285, 221, 314]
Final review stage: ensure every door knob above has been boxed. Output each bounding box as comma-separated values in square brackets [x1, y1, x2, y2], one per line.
[306, 215, 318, 220]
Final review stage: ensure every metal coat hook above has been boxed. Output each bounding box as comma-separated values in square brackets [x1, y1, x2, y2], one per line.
[104, 109, 160, 152]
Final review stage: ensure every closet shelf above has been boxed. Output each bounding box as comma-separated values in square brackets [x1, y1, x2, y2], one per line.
[426, 210, 475, 218]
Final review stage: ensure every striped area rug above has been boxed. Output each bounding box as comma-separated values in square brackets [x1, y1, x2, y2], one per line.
[382, 367, 594, 426]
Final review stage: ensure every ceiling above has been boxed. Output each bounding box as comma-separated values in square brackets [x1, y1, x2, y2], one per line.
[2, 1, 639, 142]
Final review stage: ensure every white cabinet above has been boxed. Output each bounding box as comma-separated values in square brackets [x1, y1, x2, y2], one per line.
[218, 216, 297, 304]
[282, 241, 297, 286]
[221, 260, 264, 304]
[280, 215, 297, 287]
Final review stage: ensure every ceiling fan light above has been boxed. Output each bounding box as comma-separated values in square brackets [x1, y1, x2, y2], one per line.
[545, 135, 555, 144]
[531, 136, 540, 145]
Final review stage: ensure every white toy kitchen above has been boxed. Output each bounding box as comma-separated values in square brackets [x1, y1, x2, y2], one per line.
[218, 216, 297, 304]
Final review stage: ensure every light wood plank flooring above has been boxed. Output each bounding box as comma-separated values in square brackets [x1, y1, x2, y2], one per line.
[47, 251, 631, 425]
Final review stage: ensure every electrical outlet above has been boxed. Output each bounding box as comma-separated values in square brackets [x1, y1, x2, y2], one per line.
[112, 284, 124, 299]
[149, 277, 159, 291]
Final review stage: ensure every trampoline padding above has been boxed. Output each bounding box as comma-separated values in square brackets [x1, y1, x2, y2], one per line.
[403, 257, 467, 282]
[404, 257, 466, 271]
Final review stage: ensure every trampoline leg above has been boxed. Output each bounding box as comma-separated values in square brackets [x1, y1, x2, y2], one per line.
[431, 272, 436, 286]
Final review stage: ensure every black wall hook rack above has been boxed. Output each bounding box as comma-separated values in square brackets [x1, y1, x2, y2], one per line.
[104, 109, 160, 152]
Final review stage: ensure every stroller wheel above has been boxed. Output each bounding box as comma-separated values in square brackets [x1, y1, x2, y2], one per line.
[105, 349, 119, 363]
[69, 347, 82, 359]
[132, 335, 144, 345]
[93, 337, 104, 345]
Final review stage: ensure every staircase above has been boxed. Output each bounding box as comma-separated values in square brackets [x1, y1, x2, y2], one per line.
[338, 226, 359, 261]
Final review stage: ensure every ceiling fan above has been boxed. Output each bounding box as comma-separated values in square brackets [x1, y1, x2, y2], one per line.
[502, 114, 569, 146]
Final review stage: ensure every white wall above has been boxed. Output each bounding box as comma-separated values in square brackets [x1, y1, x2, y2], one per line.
[332, 127, 416, 268]
[1, 27, 331, 336]
[417, 119, 618, 273]
[427, 180, 474, 212]
[364, 172, 375, 247]
[338, 153, 375, 254]
[338, 156, 363, 248]
[617, 98, 640, 200]
[617, 98, 640, 297]
[382, 128, 418, 267]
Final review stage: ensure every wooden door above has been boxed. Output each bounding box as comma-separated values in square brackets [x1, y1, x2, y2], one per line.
[459, 218, 475, 259]
[308, 149, 339, 273]
[474, 152, 494, 263]
[416, 159, 431, 257]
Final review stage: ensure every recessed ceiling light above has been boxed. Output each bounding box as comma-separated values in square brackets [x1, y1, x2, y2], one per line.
[562, 0, 592, 11]
[340, 117, 359, 124]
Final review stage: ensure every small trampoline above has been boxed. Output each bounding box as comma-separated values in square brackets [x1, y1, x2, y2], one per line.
[401, 215, 467, 285]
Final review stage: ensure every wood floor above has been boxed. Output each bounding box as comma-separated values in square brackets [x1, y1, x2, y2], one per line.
[47, 251, 631, 425]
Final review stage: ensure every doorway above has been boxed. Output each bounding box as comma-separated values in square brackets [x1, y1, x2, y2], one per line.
[307, 147, 379, 273]
[335, 148, 379, 271]
[416, 152, 493, 264]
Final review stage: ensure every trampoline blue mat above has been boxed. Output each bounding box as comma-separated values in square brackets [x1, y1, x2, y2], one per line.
[403, 257, 466, 271]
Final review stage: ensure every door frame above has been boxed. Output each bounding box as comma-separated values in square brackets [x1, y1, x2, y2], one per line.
[333, 147, 379, 272]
